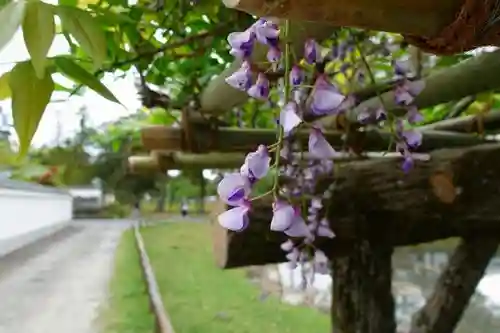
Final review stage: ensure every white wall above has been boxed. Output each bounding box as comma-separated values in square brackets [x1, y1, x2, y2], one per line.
[0, 186, 73, 256]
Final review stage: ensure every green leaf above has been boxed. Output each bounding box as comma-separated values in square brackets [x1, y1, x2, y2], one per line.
[0, 0, 26, 53]
[0, 72, 10, 100]
[22, 0, 55, 78]
[56, 6, 107, 69]
[54, 57, 120, 104]
[9, 62, 54, 156]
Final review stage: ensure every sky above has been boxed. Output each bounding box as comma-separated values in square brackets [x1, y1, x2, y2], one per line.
[0, 11, 140, 148]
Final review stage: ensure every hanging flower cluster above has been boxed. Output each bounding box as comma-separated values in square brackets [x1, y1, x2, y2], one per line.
[217, 21, 425, 271]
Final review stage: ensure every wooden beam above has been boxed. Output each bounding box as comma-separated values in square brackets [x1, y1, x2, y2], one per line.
[200, 21, 336, 115]
[322, 49, 500, 128]
[331, 241, 396, 333]
[410, 236, 499, 333]
[222, 0, 462, 37]
[140, 125, 493, 153]
[212, 143, 500, 268]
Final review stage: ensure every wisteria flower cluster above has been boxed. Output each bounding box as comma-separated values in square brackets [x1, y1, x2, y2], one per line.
[216, 20, 425, 272]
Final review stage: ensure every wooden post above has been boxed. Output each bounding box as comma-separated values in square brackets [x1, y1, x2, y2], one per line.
[331, 241, 396, 333]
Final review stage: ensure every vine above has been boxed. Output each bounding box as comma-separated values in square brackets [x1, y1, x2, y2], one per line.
[216, 19, 425, 276]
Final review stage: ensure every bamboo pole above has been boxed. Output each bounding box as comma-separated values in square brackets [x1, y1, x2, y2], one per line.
[419, 111, 500, 133]
[222, 0, 463, 37]
[140, 125, 494, 153]
[129, 150, 433, 173]
[322, 49, 500, 128]
[128, 155, 160, 174]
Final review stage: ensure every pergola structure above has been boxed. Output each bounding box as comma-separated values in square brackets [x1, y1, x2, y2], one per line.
[129, 3, 500, 333]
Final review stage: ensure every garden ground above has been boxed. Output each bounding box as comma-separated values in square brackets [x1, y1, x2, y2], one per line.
[100, 222, 329, 333]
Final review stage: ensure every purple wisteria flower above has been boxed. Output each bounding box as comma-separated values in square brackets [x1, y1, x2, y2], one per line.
[218, 204, 251, 231]
[228, 29, 255, 59]
[284, 210, 311, 238]
[247, 73, 270, 100]
[270, 201, 296, 231]
[267, 47, 281, 63]
[279, 102, 303, 136]
[240, 145, 271, 183]
[289, 65, 303, 86]
[357, 106, 387, 124]
[228, 18, 280, 59]
[304, 39, 321, 64]
[394, 119, 423, 173]
[253, 18, 280, 46]
[308, 127, 336, 159]
[225, 61, 252, 91]
[217, 172, 251, 206]
[310, 76, 345, 115]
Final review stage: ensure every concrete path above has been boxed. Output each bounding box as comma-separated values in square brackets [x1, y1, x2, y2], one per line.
[0, 220, 131, 333]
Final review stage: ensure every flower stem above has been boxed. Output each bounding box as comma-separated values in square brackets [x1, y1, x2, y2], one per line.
[272, 19, 291, 197]
[354, 35, 396, 151]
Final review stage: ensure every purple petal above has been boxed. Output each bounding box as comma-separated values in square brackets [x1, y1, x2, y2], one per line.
[218, 205, 250, 231]
[225, 65, 252, 91]
[304, 39, 320, 64]
[280, 239, 294, 252]
[403, 129, 422, 148]
[285, 215, 312, 238]
[311, 77, 345, 115]
[241, 144, 270, 180]
[394, 60, 411, 76]
[394, 86, 414, 105]
[289, 65, 303, 86]
[266, 47, 281, 63]
[308, 128, 336, 159]
[407, 106, 424, 124]
[247, 73, 270, 100]
[271, 201, 295, 231]
[217, 173, 250, 206]
[401, 155, 414, 173]
[279, 102, 303, 135]
[253, 19, 280, 45]
[227, 30, 254, 58]
[227, 30, 254, 49]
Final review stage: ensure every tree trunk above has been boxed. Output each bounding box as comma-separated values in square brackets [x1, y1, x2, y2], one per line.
[198, 170, 206, 214]
[155, 176, 167, 213]
[410, 236, 499, 333]
[331, 240, 396, 333]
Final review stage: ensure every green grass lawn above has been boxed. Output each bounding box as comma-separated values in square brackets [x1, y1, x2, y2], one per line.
[102, 222, 329, 333]
[100, 230, 155, 333]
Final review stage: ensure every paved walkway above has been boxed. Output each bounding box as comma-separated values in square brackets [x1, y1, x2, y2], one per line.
[0, 220, 131, 333]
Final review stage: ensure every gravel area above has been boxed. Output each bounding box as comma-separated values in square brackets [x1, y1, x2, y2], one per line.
[0, 221, 130, 333]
